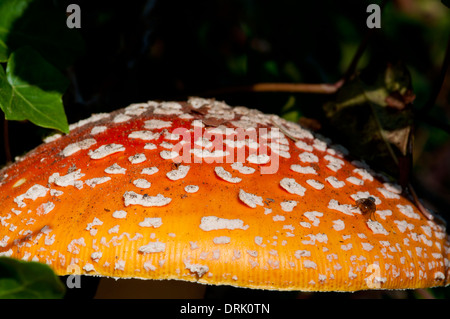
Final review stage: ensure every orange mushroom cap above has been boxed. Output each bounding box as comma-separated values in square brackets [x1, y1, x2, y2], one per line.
[0, 97, 449, 292]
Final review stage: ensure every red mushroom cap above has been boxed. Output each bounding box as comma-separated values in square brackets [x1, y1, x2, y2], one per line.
[0, 97, 449, 291]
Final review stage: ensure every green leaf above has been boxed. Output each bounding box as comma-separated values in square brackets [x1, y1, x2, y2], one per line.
[0, 257, 65, 299]
[322, 63, 414, 178]
[0, 47, 69, 133]
[0, 0, 84, 68]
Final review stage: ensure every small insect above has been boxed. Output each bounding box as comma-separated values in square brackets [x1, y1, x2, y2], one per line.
[171, 161, 181, 170]
[355, 197, 377, 220]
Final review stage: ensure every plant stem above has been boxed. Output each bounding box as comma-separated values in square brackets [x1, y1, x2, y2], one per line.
[343, 29, 374, 82]
[201, 81, 343, 97]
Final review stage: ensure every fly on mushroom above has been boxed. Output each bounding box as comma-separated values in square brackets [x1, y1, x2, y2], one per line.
[355, 196, 377, 221]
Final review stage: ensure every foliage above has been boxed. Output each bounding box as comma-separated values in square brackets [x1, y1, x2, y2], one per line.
[0, 0, 84, 133]
[323, 63, 415, 180]
[0, 47, 69, 132]
[0, 257, 65, 299]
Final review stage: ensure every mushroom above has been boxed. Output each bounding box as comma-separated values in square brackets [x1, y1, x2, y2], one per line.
[0, 97, 449, 293]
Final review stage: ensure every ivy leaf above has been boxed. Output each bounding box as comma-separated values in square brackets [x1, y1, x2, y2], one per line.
[323, 63, 414, 179]
[0, 46, 69, 133]
[0, 0, 84, 68]
[0, 257, 65, 299]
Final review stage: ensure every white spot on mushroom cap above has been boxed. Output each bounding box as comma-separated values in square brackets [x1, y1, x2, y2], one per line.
[353, 168, 374, 181]
[302, 233, 328, 245]
[69, 113, 110, 131]
[91, 252, 102, 262]
[299, 152, 319, 163]
[377, 187, 400, 199]
[281, 201, 298, 212]
[254, 236, 265, 247]
[128, 130, 161, 141]
[199, 216, 249, 231]
[280, 178, 306, 196]
[49, 170, 85, 188]
[194, 137, 213, 148]
[383, 182, 402, 194]
[138, 241, 166, 254]
[67, 237, 86, 254]
[90, 126, 107, 135]
[295, 250, 311, 258]
[163, 131, 180, 141]
[273, 215, 285, 221]
[361, 242, 374, 251]
[115, 260, 126, 271]
[0, 236, 10, 248]
[313, 138, 328, 152]
[328, 199, 360, 216]
[190, 148, 229, 158]
[325, 176, 345, 188]
[154, 102, 183, 115]
[144, 143, 157, 150]
[394, 220, 414, 233]
[231, 162, 255, 174]
[366, 220, 389, 235]
[88, 144, 125, 159]
[14, 184, 49, 208]
[213, 236, 231, 244]
[184, 260, 209, 278]
[376, 210, 393, 220]
[160, 141, 175, 149]
[294, 141, 313, 152]
[141, 167, 159, 175]
[85, 177, 111, 188]
[43, 133, 62, 143]
[36, 202, 55, 216]
[306, 179, 324, 190]
[86, 218, 103, 237]
[397, 204, 421, 220]
[192, 119, 205, 127]
[238, 189, 264, 208]
[247, 154, 270, 164]
[184, 185, 199, 193]
[133, 179, 151, 189]
[160, 150, 179, 160]
[123, 191, 172, 207]
[113, 114, 131, 123]
[61, 138, 97, 157]
[139, 217, 162, 228]
[214, 167, 242, 183]
[166, 165, 190, 181]
[190, 241, 199, 250]
[105, 163, 126, 174]
[144, 119, 172, 129]
[341, 243, 353, 251]
[346, 176, 364, 186]
[303, 260, 317, 269]
[290, 164, 317, 175]
[304, 211, 323, 226]
[332, 219, 345, 231]
[112, 210, 127, 219]
[129, 153, 147, 164]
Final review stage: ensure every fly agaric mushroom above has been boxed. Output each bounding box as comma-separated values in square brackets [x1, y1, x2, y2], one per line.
[0, 97, 449, 292]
